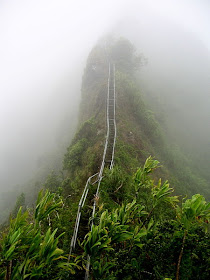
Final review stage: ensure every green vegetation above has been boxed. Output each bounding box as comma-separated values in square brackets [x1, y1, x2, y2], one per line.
[1, 158, 209, 279]
[1, 37, 210, 279]
[0, 190, 80, 279]
[81, 157, 210, 280]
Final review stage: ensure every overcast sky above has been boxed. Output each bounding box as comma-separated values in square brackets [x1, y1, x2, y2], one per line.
[0, 0, 210, 190]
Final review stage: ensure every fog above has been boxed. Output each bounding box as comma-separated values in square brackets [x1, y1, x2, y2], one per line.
[0, 0, 123, 191]
[0, 1, 210, 200]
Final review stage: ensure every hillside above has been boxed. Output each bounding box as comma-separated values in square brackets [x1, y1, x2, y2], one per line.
[63, 37, 209, 200]
[0, 38, 209, 280]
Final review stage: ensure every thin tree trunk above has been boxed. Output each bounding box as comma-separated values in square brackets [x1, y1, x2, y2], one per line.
[5, 260, 12, 280]
[176, 230, 187, 280]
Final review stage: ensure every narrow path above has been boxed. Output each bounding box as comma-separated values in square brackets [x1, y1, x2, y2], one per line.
[90, 62, 116, 224]
[68, 63, 116, 277]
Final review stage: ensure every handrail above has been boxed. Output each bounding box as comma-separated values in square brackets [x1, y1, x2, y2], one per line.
[68, 63, 116, 279]
[110, 64, 116, 169]
[68, 172, 98, 261]
[85, 63, 116, 279]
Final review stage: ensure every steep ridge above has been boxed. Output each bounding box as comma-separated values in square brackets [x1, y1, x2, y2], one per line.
[60, 38, 210, 275]
[62, 38, 209, 246]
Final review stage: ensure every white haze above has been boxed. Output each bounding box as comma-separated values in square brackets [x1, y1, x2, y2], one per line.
[0, 0, 210, 195]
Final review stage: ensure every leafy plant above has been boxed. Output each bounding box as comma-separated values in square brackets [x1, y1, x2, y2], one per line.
[175, 194, 210, 280]
[0, 190, 79, 280]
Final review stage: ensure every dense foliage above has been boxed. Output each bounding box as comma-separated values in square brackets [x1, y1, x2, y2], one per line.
[1, 158, 209, 279]
[81, 157, 210, 280]
[0, 190, 80, 280]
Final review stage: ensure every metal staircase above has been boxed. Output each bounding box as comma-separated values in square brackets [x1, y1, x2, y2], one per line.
[105, 63, 116, 169]
[68, 63, 116, 278]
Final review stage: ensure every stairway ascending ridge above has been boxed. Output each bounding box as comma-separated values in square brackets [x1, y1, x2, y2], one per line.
[68, 64, 116, 278]
[104, 63, 116, 169]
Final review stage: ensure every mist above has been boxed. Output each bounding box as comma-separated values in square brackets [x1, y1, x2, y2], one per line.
[0, 0, 123, 192]
[0, 0, 210, 203]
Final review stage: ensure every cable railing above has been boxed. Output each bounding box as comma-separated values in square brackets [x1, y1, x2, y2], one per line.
[68, 172, 99, 260]
[85, 63, 116, 279]
[68, 63, 116, 279]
